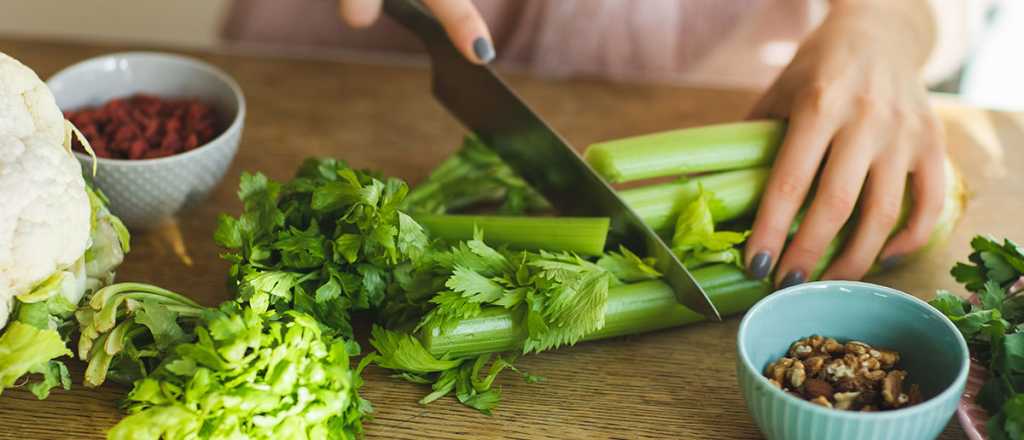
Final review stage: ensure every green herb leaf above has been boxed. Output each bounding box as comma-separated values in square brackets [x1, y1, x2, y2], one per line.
[133, 300, 188, 350]
[1003, 394, 1024, 439]
[400, 135, 550, 215]
[26, 361, 71, 400]
[933, 235, 1024, 438]
[219, 159, 429, 338]
[370, 326, 463, 374]
[106, 404, 202, 440]
[983, 280, 1009, 312]
[446, 266, 505, 303]
[670, 186, 749, 269]
[1004, 333, 1024, 374]
[597, 246, 661, 283]
[0, 321, 71, 397]
[112, 304, 370, 438]
[929, 291, 967, 318]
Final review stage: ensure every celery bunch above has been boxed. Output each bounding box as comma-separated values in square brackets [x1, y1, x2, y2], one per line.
[385, 121, 965, 414]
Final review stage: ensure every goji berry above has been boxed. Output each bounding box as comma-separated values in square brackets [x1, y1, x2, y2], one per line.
[66, 94, 222, 160]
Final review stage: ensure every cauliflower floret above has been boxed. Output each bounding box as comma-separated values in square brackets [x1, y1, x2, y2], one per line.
[0, 53, 64, 145]
[0, 52, 91, 324]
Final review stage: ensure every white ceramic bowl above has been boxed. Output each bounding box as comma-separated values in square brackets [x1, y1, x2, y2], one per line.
[47, 52, 245, 229]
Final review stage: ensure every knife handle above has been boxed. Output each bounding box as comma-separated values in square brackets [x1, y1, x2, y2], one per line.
[382, 0, 453, 58]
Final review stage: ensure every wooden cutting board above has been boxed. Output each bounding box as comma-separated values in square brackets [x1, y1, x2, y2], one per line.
[3, 38, 1022, 440]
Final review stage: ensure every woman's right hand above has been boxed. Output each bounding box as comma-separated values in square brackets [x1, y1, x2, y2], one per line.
[338, 0, 495, 64]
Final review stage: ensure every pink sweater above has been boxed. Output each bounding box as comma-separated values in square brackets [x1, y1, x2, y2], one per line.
[223, 0, 822, 89]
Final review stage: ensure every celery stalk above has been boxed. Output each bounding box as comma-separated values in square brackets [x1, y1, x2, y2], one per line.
[421, 264, 769, 358]
[586, 265, 767, 340]
[620, 168, 768, 234]
[413, 214, 609, 256]
[585, 120, 785, 183]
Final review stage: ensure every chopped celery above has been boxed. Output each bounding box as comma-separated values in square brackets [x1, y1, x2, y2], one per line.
[414, 214, 609, 256]
[380, 124, 968, 417]
[585, 120, 785, 183]
[620, 168, 768, 234]
[421, 264, 769, 358]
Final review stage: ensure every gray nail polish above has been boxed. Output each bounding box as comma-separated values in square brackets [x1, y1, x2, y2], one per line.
[748, 251, 772, 279]
[779, 270, 806, 290]
[880, 255, 904, 270]
[473, 37, 495, 63]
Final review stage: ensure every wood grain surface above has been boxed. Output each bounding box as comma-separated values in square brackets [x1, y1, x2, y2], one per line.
[3, 38, 1022, 440]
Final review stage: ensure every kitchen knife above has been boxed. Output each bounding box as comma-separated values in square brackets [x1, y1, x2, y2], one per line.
[382, 0, 721, 321]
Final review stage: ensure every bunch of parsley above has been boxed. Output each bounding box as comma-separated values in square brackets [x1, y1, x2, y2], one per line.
[215, 158, 429, 336]
[929, 236, 1024, 440]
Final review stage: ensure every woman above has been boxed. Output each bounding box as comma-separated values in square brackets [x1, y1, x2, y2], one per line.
[225, 0, 983, 288]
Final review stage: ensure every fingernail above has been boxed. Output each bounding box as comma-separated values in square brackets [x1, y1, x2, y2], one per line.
[747, 251, 772, 279]
[880, 255, 904, 270]
[779, 270, 806, 290]
[473, 37, 495, 63]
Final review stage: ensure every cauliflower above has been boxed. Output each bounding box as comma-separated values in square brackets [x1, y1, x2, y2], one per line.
[0, 52, 129, 399]
[0, 52, 91, 323]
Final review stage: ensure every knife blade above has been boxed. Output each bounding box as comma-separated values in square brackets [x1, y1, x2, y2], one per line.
[383, 0, 721, 321]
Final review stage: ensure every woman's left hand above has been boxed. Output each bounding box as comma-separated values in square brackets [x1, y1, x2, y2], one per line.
[743, 0, 949, 286]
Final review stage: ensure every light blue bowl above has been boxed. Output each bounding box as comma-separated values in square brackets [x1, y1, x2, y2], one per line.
[737, 281, 969, 440]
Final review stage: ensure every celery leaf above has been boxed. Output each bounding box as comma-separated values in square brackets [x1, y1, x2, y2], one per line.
[671, 186, 749, 269]
[370, 325, 463, 374]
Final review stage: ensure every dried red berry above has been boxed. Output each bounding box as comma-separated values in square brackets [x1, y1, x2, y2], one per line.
[65, 93, 222, 160]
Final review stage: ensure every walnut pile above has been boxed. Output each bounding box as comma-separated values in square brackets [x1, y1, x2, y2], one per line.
[763, 336, 922, 411]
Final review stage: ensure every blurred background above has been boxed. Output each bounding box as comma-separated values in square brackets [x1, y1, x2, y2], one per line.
[0, 0, 1020, 110]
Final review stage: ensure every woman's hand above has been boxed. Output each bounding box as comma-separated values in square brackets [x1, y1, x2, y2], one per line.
[338, 0, 494, 64]
[744, 0, 948, 287]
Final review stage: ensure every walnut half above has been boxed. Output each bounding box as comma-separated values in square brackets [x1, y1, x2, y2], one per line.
[802, 378, 833, 400]
[882, 370, 910, 409]
[787, 360, 807, 388]
[810, 396, 833, 408]
[833, 391, 861, 411]
[764, 337, 921, 413]
[765, 357, 795, 383]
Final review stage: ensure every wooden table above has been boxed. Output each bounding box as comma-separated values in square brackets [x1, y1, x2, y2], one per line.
[2, 38, 1022, 440]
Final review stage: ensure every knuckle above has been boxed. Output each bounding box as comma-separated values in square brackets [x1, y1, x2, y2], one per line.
[453, 10, 478, 28]
[759, 221, 793, 245]
[817, 190, 857, 219]
[770, 175, 808, 204]
[853, 93, 881, 116]
[924, 113, 945, 136]
[902, 218, 940, 251]
[892, 106, 912, 121]
[929, 135, 948, 156]
[798, 80, 836, 115]
[899, 227, 931, 251]
[916, 175, 948, 215]
[925, 126, 948, 153]
[916, 152, 945, 176]
[867, 194, 903, 227]
[783, 240, 822, 265]
[896, 111, 923, 134]
[441, 2, 481, 29]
